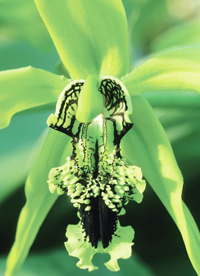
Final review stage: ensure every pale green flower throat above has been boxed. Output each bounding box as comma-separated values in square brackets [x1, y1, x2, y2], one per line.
[47, 75, 146, 269]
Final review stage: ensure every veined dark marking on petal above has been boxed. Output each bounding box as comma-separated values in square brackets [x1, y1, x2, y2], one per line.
[99, 78, 128, 113]
[99, 78, 133, 143]
[108, 117, 132, 149]
[47, 77, 145, 249]
[48, 81, 84, 137]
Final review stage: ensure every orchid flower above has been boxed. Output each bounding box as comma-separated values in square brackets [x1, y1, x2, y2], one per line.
[1, 0, 200, 275]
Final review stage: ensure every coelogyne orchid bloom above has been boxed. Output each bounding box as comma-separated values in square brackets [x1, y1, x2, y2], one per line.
[1, 0, 200, 275]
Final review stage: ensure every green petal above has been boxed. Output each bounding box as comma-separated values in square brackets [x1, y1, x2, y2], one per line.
[35, 0, 129, 79]
[122, 47, 200, 95]
[5, 129, 72, 276]
[121, 96, 200, 275]
[65, 221, 134, 272]
[0, 66, 70, 129]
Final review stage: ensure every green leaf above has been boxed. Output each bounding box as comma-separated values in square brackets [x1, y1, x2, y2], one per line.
[0, 0, 53, 50]
[121, 96, 200, 275]
[2, 248, 156, 276]
[122, 47, 200, 95]
[35, 0, 129, 79]
[0, 66, 70, 129]
[0, 129, 45, 203]
[0, 105, 56, 202]
[0, 39, 59, 72]
[5, 129, 72, 276]
[151, 17, 200, 52]
[128, 0, 170, 54]
[143, 91, 200, 108]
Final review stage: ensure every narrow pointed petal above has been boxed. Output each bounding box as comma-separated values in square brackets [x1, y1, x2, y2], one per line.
[35, 0, 129, 79]
[0, 67, 70, 129]
[122, 47, 200, 95]
[6, 129, 72, 276]
[121, 96, 200, 275]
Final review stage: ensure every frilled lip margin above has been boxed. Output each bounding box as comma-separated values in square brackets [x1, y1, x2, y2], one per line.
[65, 221, 134, 271]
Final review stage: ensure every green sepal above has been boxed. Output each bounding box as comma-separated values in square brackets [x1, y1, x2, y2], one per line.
[121, 46, 200, 96]
[5, 129, 72, 276]
[121, 95, 200, 275]
[76, 75, 104, 123]
[0, 66, 70, 129]
[65, 221, 134, 272]
[34, 0, 129, 79]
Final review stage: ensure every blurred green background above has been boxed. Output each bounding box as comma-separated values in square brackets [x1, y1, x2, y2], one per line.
[0, 0, 200, 275]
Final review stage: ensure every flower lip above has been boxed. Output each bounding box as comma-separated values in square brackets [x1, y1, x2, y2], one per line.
[47, 76, 145, 248]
